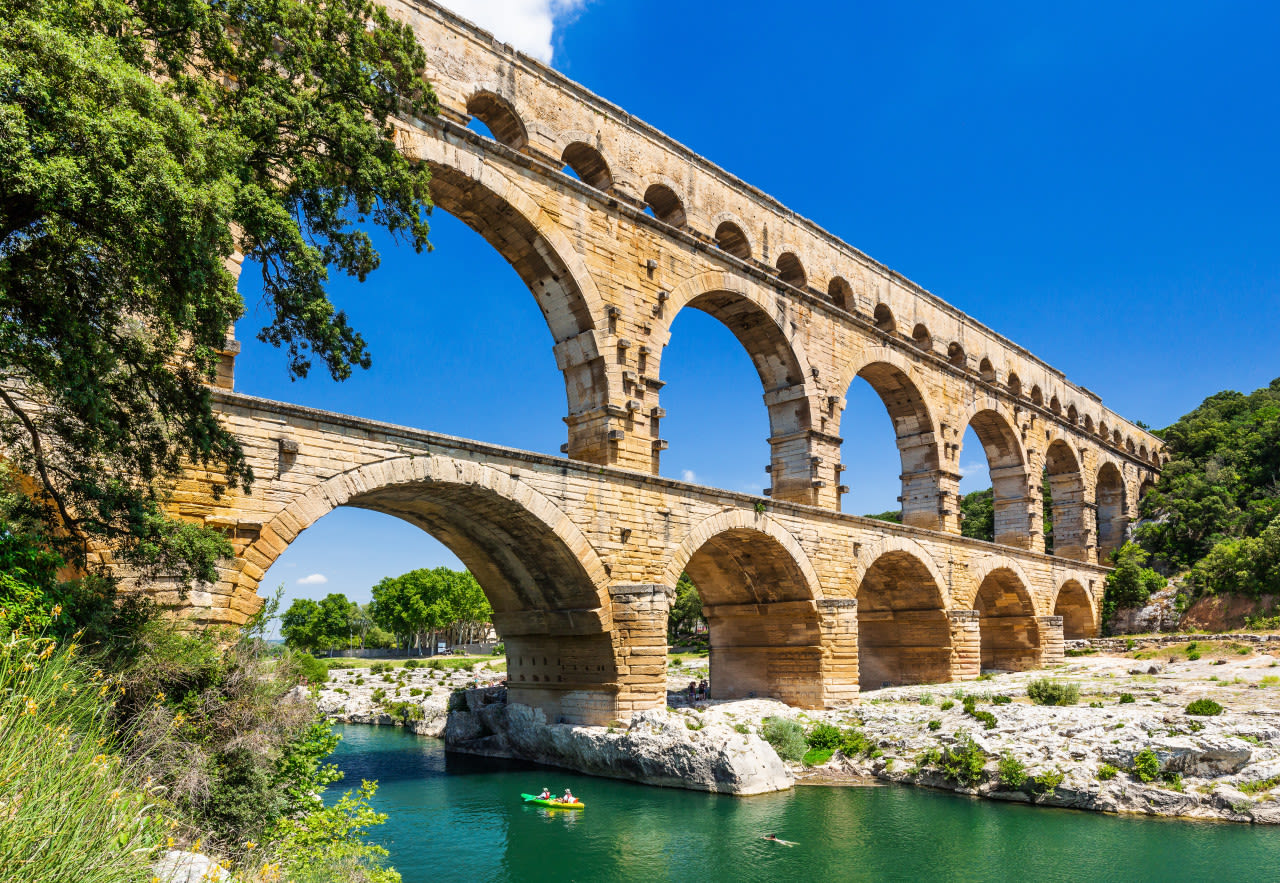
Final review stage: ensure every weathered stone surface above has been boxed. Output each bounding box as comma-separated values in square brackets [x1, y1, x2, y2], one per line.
[446, 689, 792, 795]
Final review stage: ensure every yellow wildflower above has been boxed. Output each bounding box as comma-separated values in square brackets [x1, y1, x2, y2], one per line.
[50, 604, 62, 619]
[23, 697, 37, 715]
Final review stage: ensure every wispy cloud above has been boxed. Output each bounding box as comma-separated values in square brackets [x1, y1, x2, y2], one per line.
[437, 0, 589, 63]
[681, 469, 697, 484]
[297, 573, 328, 586]
[958, 461, 989, 479]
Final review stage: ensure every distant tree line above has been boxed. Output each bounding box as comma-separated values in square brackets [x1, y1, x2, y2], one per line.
[281, 567, 493, 655]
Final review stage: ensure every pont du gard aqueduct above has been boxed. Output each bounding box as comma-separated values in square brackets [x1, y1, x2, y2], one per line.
[150, 0, 1166, 725]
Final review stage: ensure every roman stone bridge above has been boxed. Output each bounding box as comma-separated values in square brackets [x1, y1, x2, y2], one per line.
[163, 0, 1164, 724]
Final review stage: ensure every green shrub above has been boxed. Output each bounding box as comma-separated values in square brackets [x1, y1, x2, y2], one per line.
[1162, 772, 1184, 792]
[384, 700, 423, 722]
[1033, 768, 1065, 797]
[802, 747, 835, 767]
[919, 693, 934, 706]
[805, 722, 843, 750]
[493, 642, 506, 655]
[761, 717, 807, 763]
[1119, 693, 1136, 704]
[371, 687, 386, 703]
[294, 652, 331, 683]
[1089, 701, 1104, 708]
[370, 662, 391, 674]
[1097, 763, 1119, 781]
[837, 728, 876, 758]
[1186, 698, 1224, 716]
[1103, 543, 1168, 623]
[997, 752, 1028, 789]
[992, 695, 1013, 706]
[1239, 776, 1280, 795]
[939, 700, 955, 711]
[1187, 651, 1202, 661]
[733, 723, 750, 735]
[928, 719, 942, 731]
[1133, 748, 1161, 782]
[961, 696, 997, 729]
[940, 733, 987, 788]
[1027, 679, 1080, 706]
[409, 687, 423, 696]
[403, 659, 420, 669]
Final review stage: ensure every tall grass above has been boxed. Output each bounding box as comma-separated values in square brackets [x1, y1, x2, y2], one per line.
[0, 634, 165, 883]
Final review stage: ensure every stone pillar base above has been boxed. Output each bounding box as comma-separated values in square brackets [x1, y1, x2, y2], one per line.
[816, 599, 859, 705]
[1037, 615, 1065, 667]
[608, 583, 674, 717]
[948, 609, 981, 681]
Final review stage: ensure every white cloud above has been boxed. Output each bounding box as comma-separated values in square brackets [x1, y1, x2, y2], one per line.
[681, 469, 697, 484]
[297, 573, 328, 586]
[436, 0, 587, 63]
[958, 461, 989, 479]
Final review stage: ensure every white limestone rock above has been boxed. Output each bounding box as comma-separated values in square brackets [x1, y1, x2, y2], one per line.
[151, 850, 229, 883]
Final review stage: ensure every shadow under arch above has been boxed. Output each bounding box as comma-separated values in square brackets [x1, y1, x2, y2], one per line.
[394, 126, 617, 461]
[971, 565, 1042, 672]
[855, 543, 952, 690]
[957, 401, 1033, 549]
[234, 455, 618, 723]
[1096, 461, 1128, 561]
[1054, 578, 1098, 639]
[1045, 438, 1089, 561]
[653, 271, 817, 501]
[838, 348, 941, 529]
[664, 510, 827, 706]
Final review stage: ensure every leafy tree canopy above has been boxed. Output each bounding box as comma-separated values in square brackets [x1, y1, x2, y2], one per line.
[1136, 377, 1280, 574]
[370, 567, 491, 650]
[0, 0, 436, 584]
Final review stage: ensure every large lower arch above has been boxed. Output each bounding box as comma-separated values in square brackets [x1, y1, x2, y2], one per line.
[855, 545, 952, 690]
[663, 511, 839, 707]
[958, 401, 1034, 549]
[233, 455, 626, 724]
[1054, 579, 1098, 639]
[1045, 439, 1090, 561]
[971, 566, 1042, 672]
[839, 349, 944, 530]
[653, 272, 821, 504]
[1096, 462, 1127, 561]
[394, 125, 617, 464]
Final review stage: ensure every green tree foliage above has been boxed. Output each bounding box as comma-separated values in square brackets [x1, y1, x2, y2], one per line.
[1137, 378, 1280, 576]
[281, 593, 357, 653]
[864, 510, 902, 524]
[370, 567, 492, 652]
[1187, 517, 1280, 598]
[1102, 543, 1168, 623]
[0, 0, 435, 583]
[667, 572, 704, 642]
[959, 488, 994, 542]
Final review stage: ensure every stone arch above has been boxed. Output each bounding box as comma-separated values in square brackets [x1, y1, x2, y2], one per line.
[643, 181, 686, 227]
[1030, 385, 1044, 407]
[1067, 403, 1079, 425]
[777, 251, 807, 288]
[1008, 372, 1023, 397]
[1045, 439, 1089, 561]
[971, 565, 1042, 672]
[1050, 395, 1062, 415]
[957, 402, 1032, 548]
[713, 219, 752, 260]
[395, 127, 616, 459]
[855, 542, 952, 690]
[978, 357, 996, 382]
[1054, 579, 1098, 639]
[664, 510, 826, 705]
[828, 276, 853, 310]
[654, 272, 817, 500]
[839, 349, 941, 529]
[1096, 461, 1128, 561]
[561, 141, 613, 190]
[911, 322, 932, 351]
[234, 455, 616, 723]
[1084, 414, 1095, 434]
[947, 341, 966, 368]
[873, 303, 896, 333]
[465, 90, 529, 150]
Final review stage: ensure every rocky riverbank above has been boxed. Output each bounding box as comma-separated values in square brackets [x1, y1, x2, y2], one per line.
[317, 640, 1280, 822]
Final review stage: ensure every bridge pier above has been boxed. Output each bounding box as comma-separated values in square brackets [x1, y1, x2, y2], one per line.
[900, 468, 962, 533]
[1037, 615, 1066, 667]
[609, 584, 675, 719]
[947, 610, 982, 681]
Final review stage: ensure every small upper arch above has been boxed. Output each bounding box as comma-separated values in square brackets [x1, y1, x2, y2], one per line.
[713, 218, 752, 260]
[873, 303, 896, 333]
[1030, 385, 1044, 407]
[911, 323, 932, 352]
[465, 90, 529, 151]
[1007, 372, 1023, 397]
[827, 276, 853, 310]
[947, 341, 966, 369]
[978, 357, 996, 382]
[560, 141, 613, 191]
[1067, 403, 1079, 424]
[1049, 395, 1062, 415]
[776, 252, 807, 288]
[662, 509, 822, 600]
[643, 182, 687, 227]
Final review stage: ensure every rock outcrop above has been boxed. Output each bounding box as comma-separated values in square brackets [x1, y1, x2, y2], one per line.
[445, 687, 792, 795]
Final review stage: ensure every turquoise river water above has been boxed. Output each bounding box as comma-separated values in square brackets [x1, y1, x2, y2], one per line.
[328, 724, 1279, 883]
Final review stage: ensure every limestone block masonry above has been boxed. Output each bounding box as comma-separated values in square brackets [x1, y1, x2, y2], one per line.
[140, 0, 1164, 725]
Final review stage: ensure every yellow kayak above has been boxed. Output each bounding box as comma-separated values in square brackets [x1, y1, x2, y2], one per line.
[521, 792, 585, 809]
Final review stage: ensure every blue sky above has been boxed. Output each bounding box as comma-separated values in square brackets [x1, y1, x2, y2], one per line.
[237, 0, 1280, 616]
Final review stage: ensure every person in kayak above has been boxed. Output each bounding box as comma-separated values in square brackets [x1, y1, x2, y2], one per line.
[538, 787, 551, 800]
[561, 788, 577, 804]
